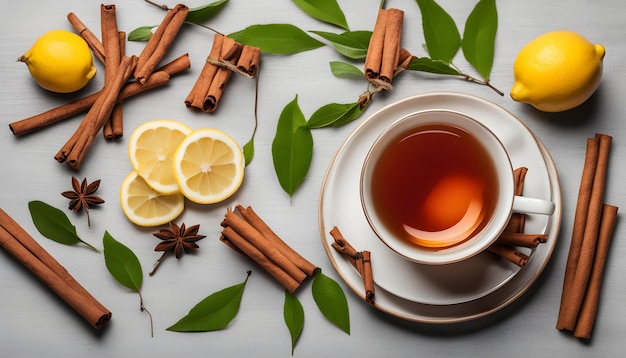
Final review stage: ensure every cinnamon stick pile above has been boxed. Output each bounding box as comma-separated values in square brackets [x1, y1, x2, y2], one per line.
[185, 33, 261, 112]
[0, 208, 111, 329]
[557, 133, 618, 339]
[9, 4, 191, 170]
[363, 8, 414, 91]
[220, 205, 317, 293]
[486, 167, 549, 267]
[329, 226, 375, 305]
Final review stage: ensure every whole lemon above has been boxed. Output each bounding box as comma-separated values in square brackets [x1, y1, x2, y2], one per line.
[18, 29, 96, 93]
[510, 30, 605, 112]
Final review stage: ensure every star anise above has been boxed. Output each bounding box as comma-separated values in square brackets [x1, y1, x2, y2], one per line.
[150, 222, 206, 276]
[61, 176, 105, 226]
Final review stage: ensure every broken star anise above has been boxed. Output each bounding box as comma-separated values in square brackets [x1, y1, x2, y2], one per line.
[150, 222, 206, 276]
[61, 176, 105, 226]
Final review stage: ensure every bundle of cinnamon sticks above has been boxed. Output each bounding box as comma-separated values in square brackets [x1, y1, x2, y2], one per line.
[557, 133, 618, 339]
[185, 33, 261, 112]
[363, 8, 414, 91]
[0, 208, 111, 329]
[9, 4, 191, 170]
[486, 167, 549, 268]
[220, 205, 317, 293]
[329, 226, 375, 305]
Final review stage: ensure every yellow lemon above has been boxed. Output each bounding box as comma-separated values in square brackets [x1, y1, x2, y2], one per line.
[120, 171, 185, 227]
[173, 128, 244, 204]
[128, 120, 193, 195]
[18, 29, 96, 93]
[510, 30, 605, 112]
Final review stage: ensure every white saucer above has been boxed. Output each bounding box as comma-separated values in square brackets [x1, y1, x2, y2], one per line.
[318, 92, 561, 323]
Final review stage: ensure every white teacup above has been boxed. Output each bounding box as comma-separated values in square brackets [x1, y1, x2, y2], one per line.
[360, 110, 555, 265]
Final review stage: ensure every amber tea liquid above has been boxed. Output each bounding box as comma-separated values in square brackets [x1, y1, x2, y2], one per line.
[370, 123, 499, 248]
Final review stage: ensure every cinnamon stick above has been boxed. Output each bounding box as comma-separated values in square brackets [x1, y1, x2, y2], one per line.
[504, 167, 528, 233]
[237, 45, 262, 77]
[363, 8, 404, 90]
[100, 5, 123, 140]
[574, 204, 618, 339]
[558, 134, 612, 331]
[329, 226, 375, 304]
[221, 227, 301, 293]
[67, 12, 105, 63]
[221, 209, 307, 285]
[235, 205, 317, 276]
[495, 232, 547, 248]
[134, 4, 188, 83]
[0, 208, 111, 329]
[204, 36, 237, 112]
[486, 244, 529, 267]
[185, 33, 223, 111]
[9, 54, 189, 136]
[55, 55, 135, 169]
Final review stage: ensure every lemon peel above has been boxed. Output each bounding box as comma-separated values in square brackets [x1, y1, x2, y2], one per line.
[510, 30, 605, 112]
[19, 29, 96, 93]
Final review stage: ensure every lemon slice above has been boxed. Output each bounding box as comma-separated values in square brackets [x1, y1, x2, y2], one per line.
[173, 128, 244, 204]
[128, 120, 192, 194]
[120, 171, 185, 227]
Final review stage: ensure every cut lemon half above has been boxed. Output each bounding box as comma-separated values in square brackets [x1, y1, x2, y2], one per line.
[173, 128, 244, 204]
[120, 171, 185, 227]
[128, 119, 192, 194]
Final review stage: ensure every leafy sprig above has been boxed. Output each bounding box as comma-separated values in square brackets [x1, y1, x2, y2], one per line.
[103, 231, 154, 336]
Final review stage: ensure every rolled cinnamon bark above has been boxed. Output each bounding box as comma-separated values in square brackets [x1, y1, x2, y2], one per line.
[0, 208, 111, 329]
[486, 244, 529, 267]
[185, 34, 223, 110]
[134, 4, 188, 83]
[236, 205, 317, 276]
[67, 12, 105, 63]
[495, 232, 547, 248]
[558, 134, 612, 331]
[573, 204, 618, 339]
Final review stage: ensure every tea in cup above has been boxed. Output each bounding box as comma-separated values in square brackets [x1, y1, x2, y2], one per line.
[360, 110, 554, 265]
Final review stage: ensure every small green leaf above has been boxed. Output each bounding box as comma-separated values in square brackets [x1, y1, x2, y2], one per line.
[272, 95, 313, 197]
[167, 272, 250, 332]
[329, 61, 364, 78]
[407, 57, 461, 75]
[103, 231, 143, 292]
[28, 200, 97, 251]
[284, 290, 304, 355]
[228, 24, 324, 55]
[312, 270, 350, 335]
[128, 25, 156, 41]
[306, 102, 361, 129]
[185, 0, 228, 24]
[416, 0, 461, 63]
[292, 0, 349, 30]
[462, 0, 498, 80]
[310, 30, 371, 59]
[243, 137, 255, 166]
[331, 102, 364, 127]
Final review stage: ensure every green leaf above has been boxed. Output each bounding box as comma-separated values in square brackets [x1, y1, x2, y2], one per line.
[243, 137, 255, 166]
[310, 30, 371, 59]
[292, 0, 349, 30]
[185, 0, 228, 24]
[167, 272, 250, 332]
[103, 231, 143, 291]
[272, 95, 313, 197]
[228, 24, 324, 55]
[462, 0, 498, 80]
[28, 200, 97, 251]
[128, 25, 156, 42]
[407, 57, 461, 75]
[329, 61, 364, 78]
[312, 270, 350, 335]
[416, 0, 461, 63]
[306, 102, 361, 129]
[284, 290, 304, 354]
[331, 102, 364, 127]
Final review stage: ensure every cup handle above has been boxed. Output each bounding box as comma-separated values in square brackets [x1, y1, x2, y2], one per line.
[512, 195, 555, 215]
